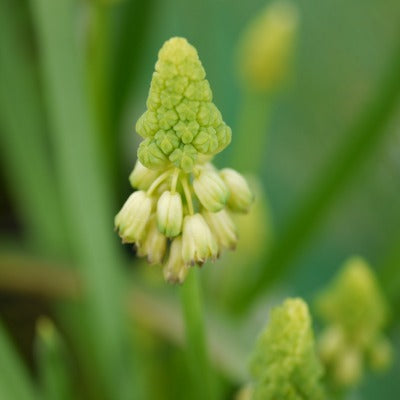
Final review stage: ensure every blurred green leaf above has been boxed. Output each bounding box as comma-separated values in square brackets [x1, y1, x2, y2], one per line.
[29, 0, 141, 398]
[0, 320, 37, 400]
[0, 0, 65, 256]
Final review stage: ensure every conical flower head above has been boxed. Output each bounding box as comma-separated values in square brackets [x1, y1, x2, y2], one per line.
[136, 37, 231, 173]
[250, 298, 325, 400]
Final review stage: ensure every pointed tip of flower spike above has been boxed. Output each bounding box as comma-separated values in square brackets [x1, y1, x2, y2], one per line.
[136, 37, 232, 171]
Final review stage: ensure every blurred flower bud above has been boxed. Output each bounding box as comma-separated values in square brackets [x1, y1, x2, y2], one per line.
[203, 209, 237, 251]
[157, 190, 183, 237]
[334, 347, 363, 386]
[137, 216, 167, 265]
[163, 237, 188, 284]
[368, 337, 393, 372]
[238, 0, 299, 92]
[129, 160, 161, 190]
[115, 191, 153, 243]
[182, 214, 218, 265]
[318, 325, 346, 364]
[193, 168, 229, 212]
[220, 168, 254, 213]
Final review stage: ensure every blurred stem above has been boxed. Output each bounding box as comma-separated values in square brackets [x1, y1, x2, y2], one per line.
[232, 91, 270, 172]
[180, 269, 215, 400]
[243, 37, 400, 305]
[35, 318, 73, 400]
[0, 0, 65, 256]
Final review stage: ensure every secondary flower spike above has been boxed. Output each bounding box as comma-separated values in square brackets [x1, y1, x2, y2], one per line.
[115, 37, 254, 283]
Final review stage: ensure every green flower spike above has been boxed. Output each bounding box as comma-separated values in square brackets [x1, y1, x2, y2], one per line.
[315, 256, 393, 388]
[115, 37, 254, 283]
[250, 298, 325, 400]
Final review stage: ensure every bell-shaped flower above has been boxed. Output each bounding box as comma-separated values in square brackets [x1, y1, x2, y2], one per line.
[129, 160, 161, 190]
[114, 191, 153, 244]
[220, 168, 254, 213]
[137, 216, 167, 265]
[193, 169, 229, 212]
[202, 209, 237, 251]
[182, 214, 218, 265]
[157, 190, 183, 237]
[163, 237, 189, 284]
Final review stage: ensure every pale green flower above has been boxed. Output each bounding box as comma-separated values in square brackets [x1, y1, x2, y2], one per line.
[193, 168, 229, 212]
[157, 190, 183, 237]
[202, 209, 237, 251]
[220, 168, 254, 213]
[114, 191, 153, 244]
[250, 298, 325, 400]
[182, 214, 218, 266]
[163, 237, 188, 284]
[136, 216, 167, 265]
[115, 37, 253, 283]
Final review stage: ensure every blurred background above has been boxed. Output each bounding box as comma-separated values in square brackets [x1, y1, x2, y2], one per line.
[1, 0, 400, 399]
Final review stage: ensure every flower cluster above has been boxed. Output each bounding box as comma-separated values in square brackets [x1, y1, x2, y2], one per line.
[315, 257, 392, 387]
[115, 37, 253, 283]
[250, 298, 325, 400]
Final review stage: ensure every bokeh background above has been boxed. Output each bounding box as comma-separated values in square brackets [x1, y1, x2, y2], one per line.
[1, 0, 400, 399]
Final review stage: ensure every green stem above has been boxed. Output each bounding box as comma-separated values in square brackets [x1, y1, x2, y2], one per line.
[243, 36, 400, 305]
[180, 269, 214, 400]
[232, 91, 270, 172]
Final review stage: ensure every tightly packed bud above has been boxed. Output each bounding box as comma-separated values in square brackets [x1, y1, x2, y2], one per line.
[220, 168, 254, 213]
[163, 237, 188, 284]
[182, 214, 218, 265]
[250, 298, 325, 400]
[136, 37, 231, 172]
[129, 160, 161, 190]
[115, 191, 153, 243]
[203, 210, 237, 251]
[157, 191, 183, 237]
[115, 37, 254, 284]
[193, 168, 229, 212]
[137, 216, 167, 265]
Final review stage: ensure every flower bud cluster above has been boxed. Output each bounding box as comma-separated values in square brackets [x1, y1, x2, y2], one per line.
[115, 37, 253, 283]
[315, 257, 393, 387]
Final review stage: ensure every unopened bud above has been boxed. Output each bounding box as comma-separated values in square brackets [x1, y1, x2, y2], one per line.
[115, 191, 153, 243]
[163, 237, 188, 284]
[193, 169, 229, 212]
[203, 209, 237, 251]
[220, 168, 253, 213]
[182, 214, 218, 265]
[157, 191, 183, 237]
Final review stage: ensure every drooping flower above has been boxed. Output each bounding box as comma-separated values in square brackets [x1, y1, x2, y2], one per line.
[115, 37, 254, 283]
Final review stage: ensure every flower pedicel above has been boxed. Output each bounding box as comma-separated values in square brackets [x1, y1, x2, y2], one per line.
[115, 37, 253, 283]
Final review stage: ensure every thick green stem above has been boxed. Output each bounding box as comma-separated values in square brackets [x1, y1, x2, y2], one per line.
[232, 91, 270, 172]
[180, 269, 214, 400]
